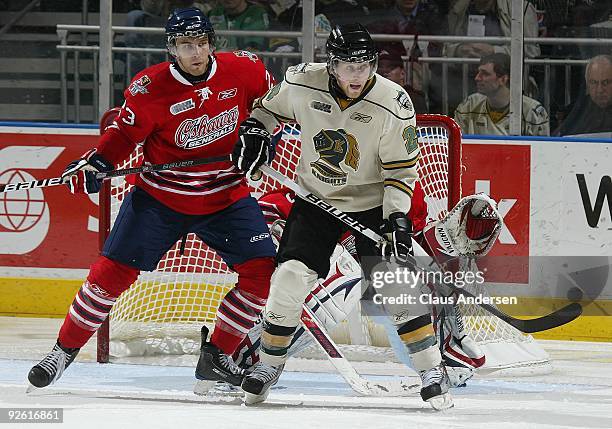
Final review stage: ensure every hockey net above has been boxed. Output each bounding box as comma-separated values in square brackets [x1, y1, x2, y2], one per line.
[98, 114, 550, 374]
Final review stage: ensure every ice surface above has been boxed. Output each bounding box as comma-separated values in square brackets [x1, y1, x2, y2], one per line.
[1, 317, 611, 429]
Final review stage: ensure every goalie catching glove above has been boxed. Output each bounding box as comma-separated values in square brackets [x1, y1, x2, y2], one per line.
[380, 212, 414, 263]
[231, 118, 274, 177]
[61, 149, 114, 194]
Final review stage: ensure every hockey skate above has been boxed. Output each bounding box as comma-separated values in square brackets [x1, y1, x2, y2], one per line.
[241, 362, 284, 405]
[194, 326, 248, 396]
[419, 364, 454, 410]
[27, 341, 80, 391]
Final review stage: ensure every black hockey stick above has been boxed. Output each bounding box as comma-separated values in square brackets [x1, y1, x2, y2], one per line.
[258, 164, 583, 334]
[0, 155, 231, 193]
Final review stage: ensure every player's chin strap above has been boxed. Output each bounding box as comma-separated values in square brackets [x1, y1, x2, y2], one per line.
[257, 164, 583, 334]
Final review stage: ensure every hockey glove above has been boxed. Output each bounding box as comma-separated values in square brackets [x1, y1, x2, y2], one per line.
[61, 149, 114, 194]
[380, 212, 414, 263]
[231, 118, 273, 177]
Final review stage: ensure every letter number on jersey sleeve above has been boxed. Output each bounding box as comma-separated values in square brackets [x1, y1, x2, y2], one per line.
[121, 106, 136, 126]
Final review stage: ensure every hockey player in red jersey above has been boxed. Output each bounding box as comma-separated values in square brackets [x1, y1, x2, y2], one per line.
[28, 7, 276, 393]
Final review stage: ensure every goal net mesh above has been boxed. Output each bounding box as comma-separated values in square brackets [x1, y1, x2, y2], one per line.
[103, 114, 550, 373]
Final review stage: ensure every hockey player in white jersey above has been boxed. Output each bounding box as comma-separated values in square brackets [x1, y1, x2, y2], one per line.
[231, 23, 456, 409]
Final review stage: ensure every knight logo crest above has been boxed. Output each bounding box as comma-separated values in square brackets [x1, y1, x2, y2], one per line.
[310, 129, 360, 186]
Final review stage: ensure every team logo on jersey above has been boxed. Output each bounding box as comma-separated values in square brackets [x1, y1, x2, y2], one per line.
[289, 63, 308, 74]
[234, 50, 258, 62]
[265, 84, 281, 101]
[128, 75, 151, 96]
[310, 100, 332, 114]
[395, 90, 413, 112]
[170, 98, 195, 115]
[175, 105, 239, 149]
[349, 112, 372, 123]
[217, 88, 237, 100]
[310, 129, 360, 186]
[195, 87, 213, 107]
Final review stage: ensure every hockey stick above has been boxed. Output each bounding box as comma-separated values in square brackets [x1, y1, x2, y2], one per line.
[0, 155, 231, 193]
[300, 305, 420, 396]
[259, 164, 583, 334]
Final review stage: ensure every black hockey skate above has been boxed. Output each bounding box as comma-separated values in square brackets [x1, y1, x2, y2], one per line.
[419, 363, 454, 410]
[241, 362, 284, 405]
[194, 326, 247, 395]
[28, 341, 80, 390]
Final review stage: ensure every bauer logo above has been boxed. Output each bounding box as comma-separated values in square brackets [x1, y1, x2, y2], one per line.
[170, 98, 195, 115]
[0, 146, 64, 255]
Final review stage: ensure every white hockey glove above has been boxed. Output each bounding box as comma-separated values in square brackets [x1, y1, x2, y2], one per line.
[380, 212, 413, 263]
[61, 149, 114, 194]
[231, 118, 273, 177]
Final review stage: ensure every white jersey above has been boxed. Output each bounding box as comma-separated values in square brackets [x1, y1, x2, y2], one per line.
[252, 62, 419, 217]
[454, 93, 550, 136]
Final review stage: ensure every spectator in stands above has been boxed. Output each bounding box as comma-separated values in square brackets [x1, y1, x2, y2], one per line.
[557, 55, 612, 137]
[368, 0, 446, 112]
[125, 0, 166, 76]
[445, 0, 540, 59]
[377, 42, 428, 113]
[165, 1, 211, 15]
[454, 53, 550, 136]
[208, 0, 270, 51]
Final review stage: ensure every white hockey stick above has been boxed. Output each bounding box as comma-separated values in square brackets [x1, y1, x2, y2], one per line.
[300, 305, 420, 396]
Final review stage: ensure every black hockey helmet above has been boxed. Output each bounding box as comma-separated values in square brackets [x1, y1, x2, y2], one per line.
[165, 7, 215, 53]
[326, 23, 378, 80]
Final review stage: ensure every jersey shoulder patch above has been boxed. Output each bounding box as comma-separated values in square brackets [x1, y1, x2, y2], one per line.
[125, 62, 169, 99]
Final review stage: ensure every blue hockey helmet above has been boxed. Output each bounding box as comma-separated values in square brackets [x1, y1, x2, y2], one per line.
[165, 7, 215, 52]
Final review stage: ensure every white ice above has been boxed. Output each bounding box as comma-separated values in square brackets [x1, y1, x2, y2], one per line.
[1, 317, 611, 429]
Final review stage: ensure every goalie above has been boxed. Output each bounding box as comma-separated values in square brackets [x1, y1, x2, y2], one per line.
[229, 186, 501, 394]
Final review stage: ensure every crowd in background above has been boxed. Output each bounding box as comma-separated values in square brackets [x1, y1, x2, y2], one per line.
[5, 0, 609, 136]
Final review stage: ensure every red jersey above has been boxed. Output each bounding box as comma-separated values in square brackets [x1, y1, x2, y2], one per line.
[96, 51, 274, 215]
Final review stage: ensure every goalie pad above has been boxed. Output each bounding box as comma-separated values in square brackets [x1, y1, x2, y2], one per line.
[419, 195, 499, 382]
[233, 243, 362, 368]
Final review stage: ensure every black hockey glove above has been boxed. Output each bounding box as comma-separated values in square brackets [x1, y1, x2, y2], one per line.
[380, 212, 414, 263]
[231, 118, 273, 177]
[61, 149, 114, 194]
